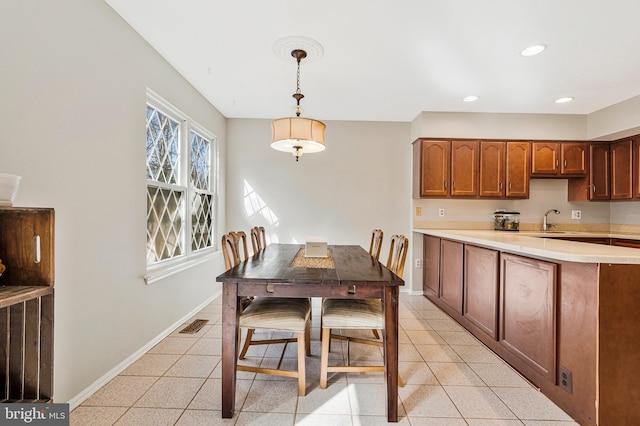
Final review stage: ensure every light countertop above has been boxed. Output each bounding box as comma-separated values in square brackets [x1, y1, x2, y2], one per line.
[413, 229, 640, 264]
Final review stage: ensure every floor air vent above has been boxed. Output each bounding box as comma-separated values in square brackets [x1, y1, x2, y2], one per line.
[179, 319, 209, 334]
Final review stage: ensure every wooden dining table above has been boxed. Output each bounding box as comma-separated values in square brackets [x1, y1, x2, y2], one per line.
[216, 243, 405, 422]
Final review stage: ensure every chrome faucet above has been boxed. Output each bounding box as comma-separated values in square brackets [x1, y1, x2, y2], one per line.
[543, 209, 560, 232]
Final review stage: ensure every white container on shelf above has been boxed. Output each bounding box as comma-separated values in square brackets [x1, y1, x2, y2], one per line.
[0, 173, 22, 206]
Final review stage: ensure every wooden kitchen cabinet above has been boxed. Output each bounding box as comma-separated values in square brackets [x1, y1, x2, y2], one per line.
[568, 143, 610, 201]
[0, 207, 55, 402]
[560, 142, 588, 175]
[412, 139, 450, 197]
[412, 139, 477, 198]
[532, 142, 587, 176]
[590, 143, 611, 200]
[477, 141, 530, 198]
[611, 139, 633, 200]
[479, 142, 504, 197]
[500, 253, 557, 382]
[422, 235, 440, 297]
[450, 140, 478, 197]
[463, 245, 499, 339]
[439, 239, 463, 314]
[531, 141, 560, 175]
[505, 142, 531, 197]
[634, 138, 640, 199]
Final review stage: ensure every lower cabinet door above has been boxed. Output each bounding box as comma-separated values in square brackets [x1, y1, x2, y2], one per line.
[439, 239, 464, 314]
[500, 253, 557, 382]
[463, 245, 499, 339]
[423, 235, 441, 297]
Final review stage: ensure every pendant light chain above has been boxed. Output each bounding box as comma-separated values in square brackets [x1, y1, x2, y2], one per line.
[291, 50, 306, 117]
[296, 59, 301, 95]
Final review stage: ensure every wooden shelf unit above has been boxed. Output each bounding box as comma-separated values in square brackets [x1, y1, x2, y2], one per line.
[0, 207, 55, 403]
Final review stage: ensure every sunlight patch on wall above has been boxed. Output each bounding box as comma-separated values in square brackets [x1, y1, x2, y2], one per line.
[243, 180, 279, 226]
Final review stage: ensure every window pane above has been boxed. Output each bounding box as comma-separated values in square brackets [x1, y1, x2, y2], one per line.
[147, 186, 185, 263]
[146, 106, 180, 184]
[190, 131, 210, 190]
[191, 192, 213, 251]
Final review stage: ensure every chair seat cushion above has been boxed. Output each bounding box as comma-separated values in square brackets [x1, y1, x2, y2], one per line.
[321, 298, 383, 329]
[239, 297, 310, 332]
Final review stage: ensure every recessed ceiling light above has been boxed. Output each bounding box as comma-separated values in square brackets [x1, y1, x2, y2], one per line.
[555, 97, 574, 104]
[521, 44, 547, 56]
[463, 95, 478, 102]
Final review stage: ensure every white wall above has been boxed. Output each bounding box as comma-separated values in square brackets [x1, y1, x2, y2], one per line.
[587, 94, 640, 140]
[0, 0, 227, 403]
[226, 118, 411, 275]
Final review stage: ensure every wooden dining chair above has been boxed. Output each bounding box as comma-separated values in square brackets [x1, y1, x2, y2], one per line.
[222, 230, 312, 396]
[250, 226, 267, 254]
[369, 229, 384, 261]
[319, 234, 409, 388]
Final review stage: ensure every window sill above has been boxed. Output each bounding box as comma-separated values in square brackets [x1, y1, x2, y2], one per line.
[144, 250, 222, 285]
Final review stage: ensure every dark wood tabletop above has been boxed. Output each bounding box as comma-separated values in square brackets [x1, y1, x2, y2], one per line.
[216, 244, 404, 421]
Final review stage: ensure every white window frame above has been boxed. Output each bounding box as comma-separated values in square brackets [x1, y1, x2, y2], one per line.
[144, 89, 218, 284]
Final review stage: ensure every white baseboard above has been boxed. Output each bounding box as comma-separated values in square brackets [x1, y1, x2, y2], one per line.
[66, 290, 221, 410]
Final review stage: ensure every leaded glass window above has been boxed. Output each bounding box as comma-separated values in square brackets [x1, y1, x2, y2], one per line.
[146, 94, 216, 269]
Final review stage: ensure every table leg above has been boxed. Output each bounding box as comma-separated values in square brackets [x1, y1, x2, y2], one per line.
[383, 286, 399, 422]
[221, 282, 239, 418]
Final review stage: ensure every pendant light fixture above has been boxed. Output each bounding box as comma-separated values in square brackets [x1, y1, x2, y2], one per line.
[271, 49, 326, 162]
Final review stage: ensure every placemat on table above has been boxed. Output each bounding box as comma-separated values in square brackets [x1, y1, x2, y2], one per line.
[290, 248, 335, 269]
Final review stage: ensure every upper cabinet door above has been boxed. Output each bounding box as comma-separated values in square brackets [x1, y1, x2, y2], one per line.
[531, 142, 560, 176]
[611, 139, 633, 200]
[560, 143, 588, 175]
[479, 142, 505, 198]
[415, 140, 450, 197]
[590, 143, 611, 200]
[633, 138, 640, 199]
[451, 140, 478, 197]
[505, 142, 531, 198]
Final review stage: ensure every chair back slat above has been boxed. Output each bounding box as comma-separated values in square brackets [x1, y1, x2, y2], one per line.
[222, 231, 249, 270]
[369, 229, 384, 261]
[250, 226, 267, 254]
[386, 234, 408, 278]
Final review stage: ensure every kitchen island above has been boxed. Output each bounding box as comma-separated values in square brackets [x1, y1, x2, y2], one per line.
[414, 228, 640, 426]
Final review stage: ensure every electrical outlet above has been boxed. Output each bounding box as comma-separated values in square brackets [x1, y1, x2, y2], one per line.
[438, 208, 445, 217]
[415, 207, 422, 216]
[415, 259, 421, 268]
[559, 365, 573, 394]
[571, 210, 582, 220]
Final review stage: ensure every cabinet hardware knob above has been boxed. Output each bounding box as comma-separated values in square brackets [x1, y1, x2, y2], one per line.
[453, 181, 456, 190]
[509, 182, 512, 190]
[555, 159, 559, 169]
[500, 181, 503, 190]
[444, 181, 447, 190]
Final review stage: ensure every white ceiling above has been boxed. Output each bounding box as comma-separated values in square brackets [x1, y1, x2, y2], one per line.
[105, 0, 640, 122]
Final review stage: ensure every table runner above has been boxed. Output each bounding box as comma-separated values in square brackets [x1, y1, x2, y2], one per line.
[290, 248, 335, 269]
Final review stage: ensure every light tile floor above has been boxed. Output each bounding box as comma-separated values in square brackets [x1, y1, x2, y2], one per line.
[71, 295, 579, 426]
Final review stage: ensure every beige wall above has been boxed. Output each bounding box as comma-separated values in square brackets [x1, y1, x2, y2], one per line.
[587, 94, 640, 140]
[0, 0, 227, 404]
[410, 111, 588, 142]
[226, 118, 411, 264]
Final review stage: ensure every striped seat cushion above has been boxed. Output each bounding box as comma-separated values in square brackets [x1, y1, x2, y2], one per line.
[239, 297, 310, 332]
[321, 298, 384, 329]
